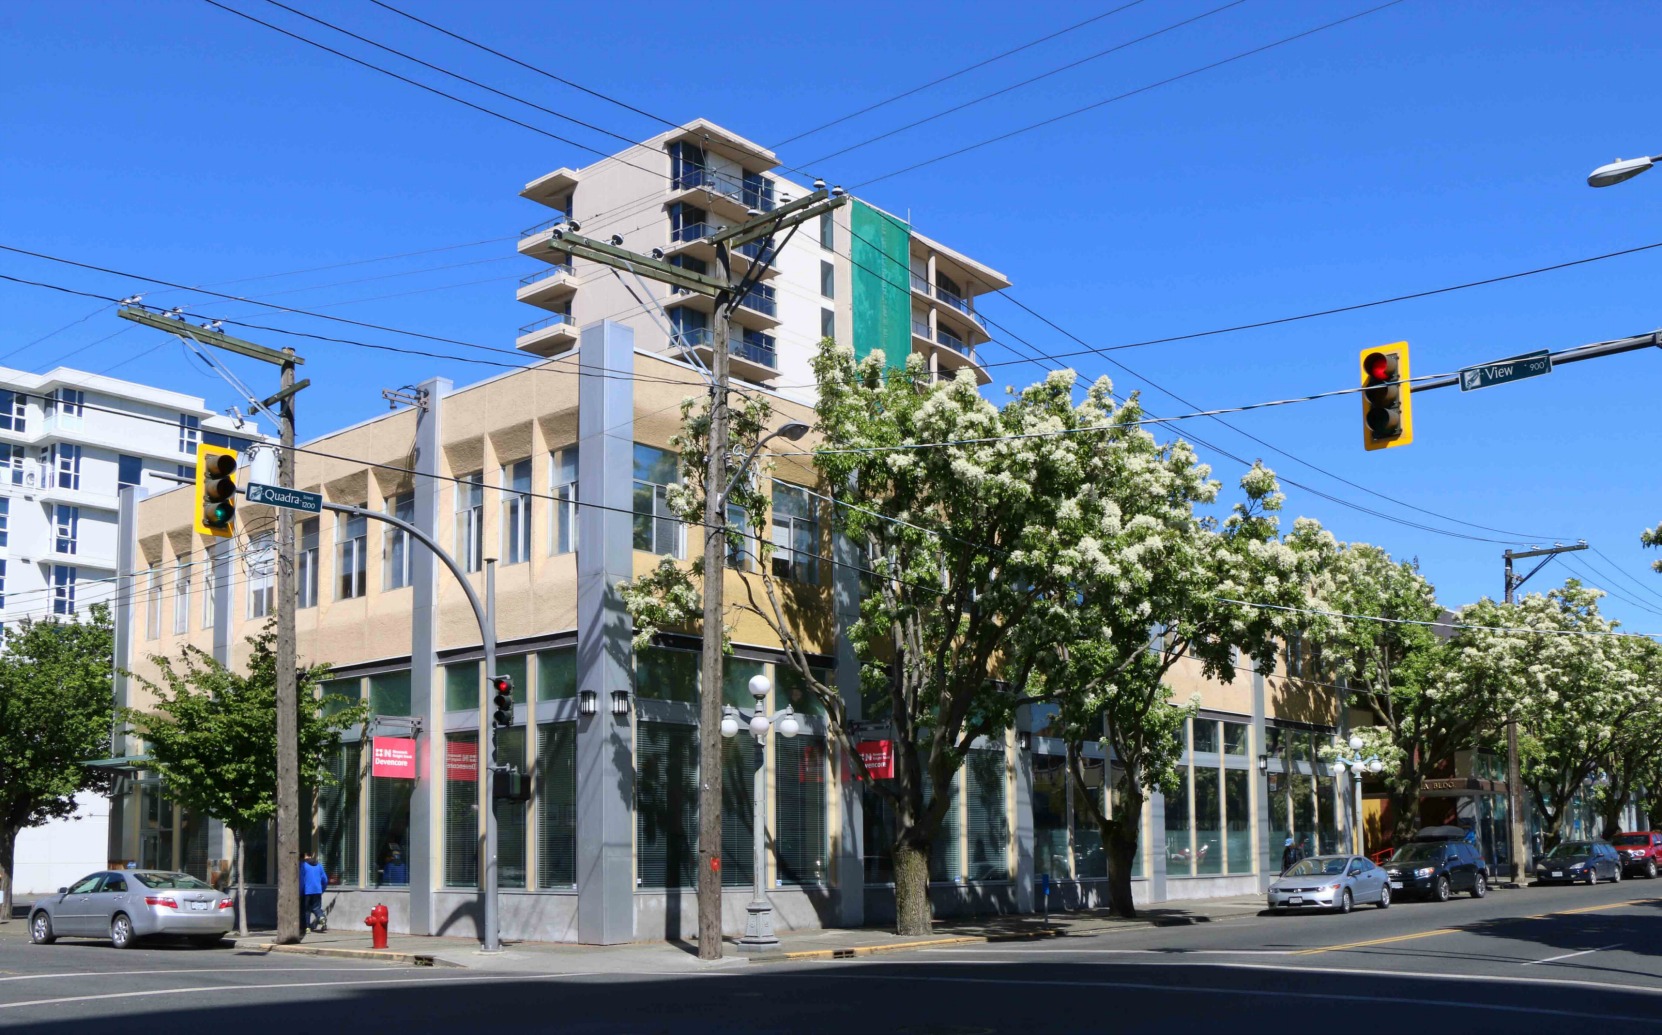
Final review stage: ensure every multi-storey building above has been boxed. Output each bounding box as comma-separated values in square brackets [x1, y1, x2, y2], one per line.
[513, 119, 1009, 396]
[106, 123, 1361, 944]
[4, 365, 261, 896]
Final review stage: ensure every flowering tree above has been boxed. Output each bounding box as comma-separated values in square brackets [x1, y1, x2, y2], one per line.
[1453, 583, 1638, 848]
[1592, 638, 1662, 837]
[625, 343, 1180, 934]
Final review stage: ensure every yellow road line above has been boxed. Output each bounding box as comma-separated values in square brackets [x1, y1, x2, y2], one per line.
[1528, 897, 1655, 918]
[1294, 928, 1459, 955]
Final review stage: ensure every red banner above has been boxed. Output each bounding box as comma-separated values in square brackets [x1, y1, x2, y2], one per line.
[446, 740, 478, 782]
[370, 737, 416, 779]
[856, 740, 894, 780]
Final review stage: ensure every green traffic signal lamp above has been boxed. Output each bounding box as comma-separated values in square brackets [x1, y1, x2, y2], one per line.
[195, 445, 239, 537]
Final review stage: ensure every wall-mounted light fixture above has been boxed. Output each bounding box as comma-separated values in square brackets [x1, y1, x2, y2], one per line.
[1258, 754, 1270, 773]
[1016, 730, 1032, 752]
[578, 689, 598, 716]
[610, 689, 632, 716]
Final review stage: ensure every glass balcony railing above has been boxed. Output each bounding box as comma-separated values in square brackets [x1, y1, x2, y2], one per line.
[910, 272, 931, 295]
[520, 214, 569, 238]
[671, 221, 719, 244]
[675, 166, 777, 213]
[739, 285, 777, 317]
[912, 318, 932, 339]
[737, 238, 777, 264]
[934, 285, 981, 324]
[518, 312, 575, 336]
[518, 265, 575, 287]
[735, 335, 778, 369]
[673, 325, 713, 349]
[935, 327, 970, 356]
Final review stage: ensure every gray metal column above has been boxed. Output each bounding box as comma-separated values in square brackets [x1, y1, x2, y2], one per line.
[1013, 743, 1034, 913]
[831, 526, 864, 927]
[211, 538, 233, 666]
[110, 484, 142, 757]
[1253, 664, 1276, 890]
[1148, 792, 1168, 903]
[575, 321, 637, 945]
[407, 375, 450, 935]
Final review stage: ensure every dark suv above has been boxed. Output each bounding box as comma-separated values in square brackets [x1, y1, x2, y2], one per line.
[1383, 837, 1489, 901]
[1610, 832, 1662, 879]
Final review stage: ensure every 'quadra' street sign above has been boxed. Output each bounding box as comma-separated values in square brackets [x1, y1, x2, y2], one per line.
[245, 482, 323, 514]
[1459, 350, 1552, 392]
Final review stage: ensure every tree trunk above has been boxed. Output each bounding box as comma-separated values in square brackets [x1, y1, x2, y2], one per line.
[233, 830, 248, 938]
[1387, 775, 1423, 847]
[1103, 815, 1140, 919]
[0, 824, 15, 924]
[892, 841, 933, 937]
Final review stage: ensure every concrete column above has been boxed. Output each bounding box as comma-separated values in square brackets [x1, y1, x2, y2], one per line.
[1013, 741, 1034, 913]
[211, 537, 233, 666]
[407, 375, 450, 935]
[831, 525, 864, 927]
[574, 321, 637, 945]
[1148, 792, 1167, 903]
[111, 485, 142, 757]
[1253, 664, 1275, 890]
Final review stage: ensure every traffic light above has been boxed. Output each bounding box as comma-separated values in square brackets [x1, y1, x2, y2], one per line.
[194, 444, 239, 537]
[489, 674, 514, 728]
[492, 766, 526, 801]
[1360, 341, 1413, 451]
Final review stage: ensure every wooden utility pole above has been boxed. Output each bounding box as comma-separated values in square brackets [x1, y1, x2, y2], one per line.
[116, 308, 308, 942]
[550, 187, 844, 959]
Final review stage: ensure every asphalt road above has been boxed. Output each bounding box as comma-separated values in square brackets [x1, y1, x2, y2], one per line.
[3, 879, 1661, 1033]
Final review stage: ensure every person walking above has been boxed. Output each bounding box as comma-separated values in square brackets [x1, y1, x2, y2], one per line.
[300, 852, 329, 934]
[1281, 837, 1298, 874]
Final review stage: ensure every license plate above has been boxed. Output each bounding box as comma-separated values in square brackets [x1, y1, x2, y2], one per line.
[1288, 897, 1303, 905]
[1389, 881, 1403, 889]
[1551, 871, 1563, 878]
[190, 901, 209, 911]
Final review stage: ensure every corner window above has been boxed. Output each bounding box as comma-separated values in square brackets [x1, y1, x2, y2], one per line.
[55, 388, 84, 429]
[632, 445, 683, 558]
[0, 391, 25, 433]
[178, 414, 200, 454]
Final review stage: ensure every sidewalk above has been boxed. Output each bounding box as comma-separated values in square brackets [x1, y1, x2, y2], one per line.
[229, 893, 1268, 974]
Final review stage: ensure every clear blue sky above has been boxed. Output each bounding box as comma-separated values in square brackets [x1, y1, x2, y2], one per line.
[3, 0, 1660, 626]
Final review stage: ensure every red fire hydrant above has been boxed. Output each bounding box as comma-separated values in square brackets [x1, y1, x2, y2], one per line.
[364, 903, 389, 950]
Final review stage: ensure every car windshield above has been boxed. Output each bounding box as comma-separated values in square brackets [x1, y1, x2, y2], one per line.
[132, 872, 212, 890]
[1390, 843, 1443, 862]
[1284, 857, 1349, 877]
[1612, 835, 1649, 848]
[1544, 842, 1592, 859]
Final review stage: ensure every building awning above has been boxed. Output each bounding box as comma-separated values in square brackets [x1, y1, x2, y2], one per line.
[1419, 776, 1507, 798]
[81, 755, 151, 769]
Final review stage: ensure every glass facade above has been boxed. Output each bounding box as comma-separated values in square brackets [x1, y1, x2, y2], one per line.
[537, 723, 577, 888]
[775, 736, 827, 886]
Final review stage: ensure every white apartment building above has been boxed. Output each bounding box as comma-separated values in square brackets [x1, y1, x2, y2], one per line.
[513, 118, 1010, 397]
[7, 365, 262, 895]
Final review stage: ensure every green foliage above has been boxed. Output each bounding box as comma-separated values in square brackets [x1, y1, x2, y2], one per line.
[126, 623, 365, 838]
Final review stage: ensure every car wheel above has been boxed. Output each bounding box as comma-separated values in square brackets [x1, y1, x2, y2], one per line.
[1337, 889, 1353, 914]
[1377, 884, 1391, 909]
[110, 913, 136, 950]
[1646, 860, 1657, 879]
[29, 911, 55, 945]
[1613, 865, 1622, 883]
[1471, 874, 1487, 899]
[1434, 876, 1451, 902]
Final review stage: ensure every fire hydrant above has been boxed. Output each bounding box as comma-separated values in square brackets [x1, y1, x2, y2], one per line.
[364, 903, 389, 950]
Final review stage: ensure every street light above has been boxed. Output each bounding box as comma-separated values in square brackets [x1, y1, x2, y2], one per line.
[719, 672, 801, 949]
[1588, 154, 1658, 188]
[1332, 738, 1384, 856]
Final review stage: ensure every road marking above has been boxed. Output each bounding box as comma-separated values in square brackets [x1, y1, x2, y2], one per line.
[0, 965, 390, 983]
[1522, 943, 1623, 966]
[919, 948, 1297, 956]
[1211, 960, 1662, 998]
[1531, 897, 1655, 917]
[825, 972, 1662, 1023]
[0, 972, 563, 1011]
[1293, 928, 1459, 956]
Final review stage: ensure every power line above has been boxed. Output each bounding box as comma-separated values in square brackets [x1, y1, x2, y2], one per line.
[1219, 597, 1662, 643]
[1587, 545, 1662, 609]
[850, 0, 1407, 188]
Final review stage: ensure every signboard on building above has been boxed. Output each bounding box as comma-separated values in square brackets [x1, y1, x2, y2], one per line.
[856, 740, 894, 780]
[370, 737, 416, 779]
[446, 740, 478, 782]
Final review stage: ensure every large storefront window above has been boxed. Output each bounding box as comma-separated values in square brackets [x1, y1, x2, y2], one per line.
[637, 647, 697, 704]
[1032, 753, 1069, 878]
[538, 648, 576, 701]
[1226, 769, 1253, 874]
[776, 736, 827, 885]
[319, 742, 362, 886]
[721, 737, 760, 888]
[775, 665, 828, 717]
[444, 731, 480, 888]
[537, 723, 577, 888]
[496, 726, 528, 889]
[369, 671, 411, 717]
[1194, 765, 1222, 875]
[1165, 767, 1193, 877]
[370, 773, 412, 887]
[966, 749, 1009, 881]
[1076, 757, 1107, 879]
[445, 661, 479, 713]
[637, 721, 698, 888]
[927, 776, 960, 883]
[862, 783, 896, 884]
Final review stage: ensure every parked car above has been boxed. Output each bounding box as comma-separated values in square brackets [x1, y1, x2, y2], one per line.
[1383, 839, 1489, 901]
[1534, 840, 1623, 885]
[28, 870, 234, 949]
[1609, 832, 1662, 879]
[1267, 855, 1391, 914]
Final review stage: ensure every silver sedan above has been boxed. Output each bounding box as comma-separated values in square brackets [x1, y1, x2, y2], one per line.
[1267, 854, 1392, 914]
[29, 870, 234, 948]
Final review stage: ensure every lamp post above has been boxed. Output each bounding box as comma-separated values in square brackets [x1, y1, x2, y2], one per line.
[720, 672, 800, 949]
[1332, 735, 1384, 855]
[1588, 154, 1659, 187]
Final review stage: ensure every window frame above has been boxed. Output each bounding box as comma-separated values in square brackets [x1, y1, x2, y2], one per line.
[456, 472, 484, 573]
[500, 460, 532, 566]
[336, 508, 368, 600]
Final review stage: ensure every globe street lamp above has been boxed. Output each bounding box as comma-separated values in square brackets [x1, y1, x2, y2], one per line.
[1588, 154, 1659, 188]
[1332, 735, 1384, 855]
[719, 672, 800, 949]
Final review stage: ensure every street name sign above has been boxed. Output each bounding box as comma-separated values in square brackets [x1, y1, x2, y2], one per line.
[246, 482, 323, 513]
[1459, 350, 1552, 392]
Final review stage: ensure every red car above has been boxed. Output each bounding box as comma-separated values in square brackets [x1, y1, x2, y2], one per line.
[1610, 831, 1662, 878]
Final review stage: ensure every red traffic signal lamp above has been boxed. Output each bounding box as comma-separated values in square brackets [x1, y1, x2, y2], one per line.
[490, 674, 514, 728]
[194, 444, 239, 537]
[1360, 341, 1413, 451]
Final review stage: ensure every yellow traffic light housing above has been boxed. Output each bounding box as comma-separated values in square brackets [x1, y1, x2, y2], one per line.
[194, 443, 239, 538]
[1360, 341, 1413, 451]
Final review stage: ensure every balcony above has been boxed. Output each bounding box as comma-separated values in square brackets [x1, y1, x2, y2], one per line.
[910, 274, 987, 334]
[516, 312, 579, 357]
[515, 265, 579, 311]
[517, 215, 574, 264]
[664, 222, 780, 279]
[671, 166, 777, 221]
[911, 319, 989, 386]
[672, 327, 779, 383]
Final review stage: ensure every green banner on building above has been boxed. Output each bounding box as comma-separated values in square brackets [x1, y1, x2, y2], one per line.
[850, 200, 912, 370]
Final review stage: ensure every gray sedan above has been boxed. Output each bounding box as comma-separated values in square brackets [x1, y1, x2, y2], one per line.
[1267, 854, 1392, 914]
[29, 870, 234, 949]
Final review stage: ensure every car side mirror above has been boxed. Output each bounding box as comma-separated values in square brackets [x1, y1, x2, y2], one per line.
[57, 887, 67, 895]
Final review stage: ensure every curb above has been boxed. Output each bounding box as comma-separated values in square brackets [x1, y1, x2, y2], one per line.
[237, 941, 457, 967]
[754, 909, 1263, 963]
